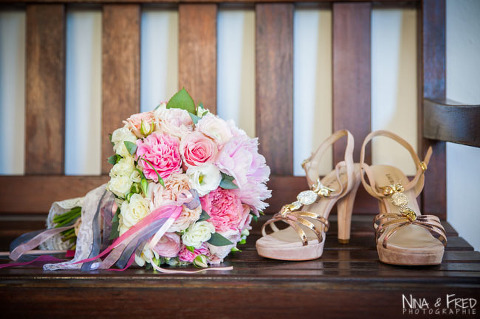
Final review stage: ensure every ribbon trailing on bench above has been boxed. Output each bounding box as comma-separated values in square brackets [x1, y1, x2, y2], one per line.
[0, 184, 233, 274]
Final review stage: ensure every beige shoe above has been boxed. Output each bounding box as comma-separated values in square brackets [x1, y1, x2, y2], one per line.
[360, 130, 447, 266]
[256, 130, 361, 261]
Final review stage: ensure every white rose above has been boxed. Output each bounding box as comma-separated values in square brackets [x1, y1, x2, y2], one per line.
[109, 156, 135, 178]
[111, 127, 137, 157]
[196, 114, 232, 145]
[107, 176, 132, 198]
[130, 169, 141, 183]
[120, 194, 151, 229]
[182, 221, 215, 248]
[186, 163, 222, 196]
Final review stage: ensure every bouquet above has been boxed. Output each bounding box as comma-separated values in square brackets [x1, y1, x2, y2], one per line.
[2, 89, 270, 272]
[104, 88, 271, 268]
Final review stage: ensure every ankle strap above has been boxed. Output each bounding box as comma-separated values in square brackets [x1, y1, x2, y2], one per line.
[302, 130, 355, 197]
[360, 130, 432, 199]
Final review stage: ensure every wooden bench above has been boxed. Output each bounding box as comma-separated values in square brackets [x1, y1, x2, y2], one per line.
[1, 0, 479, 317]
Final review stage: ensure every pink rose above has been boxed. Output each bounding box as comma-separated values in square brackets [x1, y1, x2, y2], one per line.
[200, 188, 244, 232]
[136, 132, 182, 182]
[124, 112, 155, 138]
[178, 244, 210, 263]
[180, 131, 218, 167]
[152, 232, 181, 258]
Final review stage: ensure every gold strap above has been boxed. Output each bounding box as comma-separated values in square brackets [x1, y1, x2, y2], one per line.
[374, 212, 448, 248]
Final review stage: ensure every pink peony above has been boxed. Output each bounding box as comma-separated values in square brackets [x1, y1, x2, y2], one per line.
[178, 244, 210, 263]
[215, 134, 271, 211]
[152, 232, 181, 258]
[180, 131, 218, 167]
[200, 188, 245, 232]
[124, 112, 155, 138]
[136, 132, 182, 182]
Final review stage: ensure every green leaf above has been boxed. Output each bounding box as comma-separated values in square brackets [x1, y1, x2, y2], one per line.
[207, 232, 233, 247]
[197, 210, 211, 222]
[251, 215, 258, 223]
[167, 88, 196, 114]
[231, 247, 242, 252]
[186, 246, 195, 253]
[141, 178, 148, 195]
[189, 112, 201, 125]
[109, 207, 121, 240]
[140, 156, 165, 187]
[109, 134, 114, 146]
[219, 173, 238, 189]
[124, 141, 137, 155]
[239, 238, 247, 245]
[107, 155, 118, 165]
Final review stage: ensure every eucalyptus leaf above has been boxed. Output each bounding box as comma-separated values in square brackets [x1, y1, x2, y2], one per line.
[207, 232, 233, 246]
[107, 155, 118, 165]
[189, 112, 201, 125]
[198, 210, 211, 222]
[109, 207, 121, 240]
[124, 141, 137, 155]
[219, 173, 238, 190]
[166, 88, 196, 114]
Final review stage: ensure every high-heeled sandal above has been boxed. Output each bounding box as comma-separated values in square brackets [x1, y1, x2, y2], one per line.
[256, 130, 361, 261]
[360, 130, 447, 265]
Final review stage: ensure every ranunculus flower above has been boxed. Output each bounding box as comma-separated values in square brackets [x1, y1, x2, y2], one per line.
[180, 131, 218, 167]
[119, 194, 151, 235]
[181, 221, 215, 248]
[196, 114, 232, 145]
[124, 112, 155, 138]
[154, 104, 193, 139]
[200, 188, 244, 232]
[111, 127, 137, 158]
[178, 244, 210, 263]
[136, 132, 182, 182]
[152, 232, 181, 258]
[186, 163, 222, 196]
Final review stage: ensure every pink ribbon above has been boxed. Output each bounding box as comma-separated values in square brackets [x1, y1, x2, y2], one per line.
[0, 255, 66, 269]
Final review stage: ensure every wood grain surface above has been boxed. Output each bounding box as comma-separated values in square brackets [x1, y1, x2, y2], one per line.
[0, 215, 478, 318]
[332, 2, 372, 165]
[25, 5, 66, 174]
[178, 4, 217, 113]
[255, 3, 294, 175]
[420, 0, 446, 219]
[102, 5, 141, 174]
[424, 99, 480, 147]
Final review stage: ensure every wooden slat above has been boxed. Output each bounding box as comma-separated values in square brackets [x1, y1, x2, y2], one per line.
[25, 5, 65, 174]
[424, 99, 480, 147]
[0, 0, 422, 4]
[332, 3, 371, 165]
[178, 4, 217, 112]
[256, 4, 294, 175]
[0, 176, 108, 214]
[420, 0, 446, 218]
[102, 5, 141, 174]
